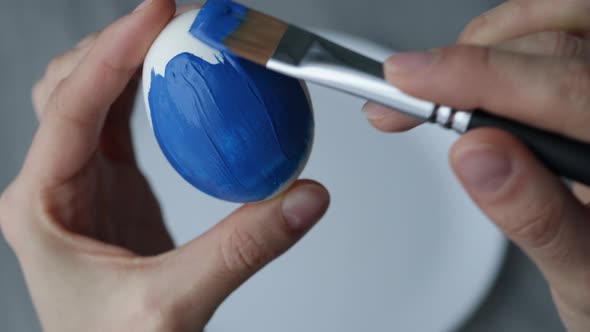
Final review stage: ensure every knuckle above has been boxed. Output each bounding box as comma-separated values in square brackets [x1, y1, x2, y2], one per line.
[44, 50, 81, 84]
[562, 60, 590, 99]
[76, 32, 99, 49]
[570, 37, 590, 60]
[31, 80, 45, 111]
[460, 0, 532, 44]
[97, 55, 135, 78]
[0, 185, 24, 249]
[560, 61, 590, 109]
[475, 47, 493, 70]
[551, 31, 567, 56]
[460, 14, 488, 43]
[220, 227, 272, 275]
[511, 0, 529, 14]
[45, 54, 67, 78]
[45, 80, 98, 129]
[542, 60, 590, 139]
[442, 45, 491, 67]
[507, 0, 533, 21]
[0, 189, 10, 232]
[551, 31, 574, 57]
[550, 32, 588, 59]
[43, 81, 64, 117]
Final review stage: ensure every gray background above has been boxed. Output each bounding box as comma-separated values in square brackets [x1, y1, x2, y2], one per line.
[0, 0, 566, 331]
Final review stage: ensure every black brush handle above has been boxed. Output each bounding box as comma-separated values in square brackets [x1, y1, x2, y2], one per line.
[466, 109, 590, 185]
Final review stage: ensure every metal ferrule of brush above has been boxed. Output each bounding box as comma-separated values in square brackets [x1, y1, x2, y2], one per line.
[267, 26, 472, 133]
[431, 105, 472, 133]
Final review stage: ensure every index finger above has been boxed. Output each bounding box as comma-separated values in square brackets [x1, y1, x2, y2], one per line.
[384, 46, 590, 143]
[22, 0, 175, 187]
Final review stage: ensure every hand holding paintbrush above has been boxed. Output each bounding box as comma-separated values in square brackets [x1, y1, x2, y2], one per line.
[369, 6, 590, 332]
[193, 4, 590, 331]
[191, 0, 590, 189]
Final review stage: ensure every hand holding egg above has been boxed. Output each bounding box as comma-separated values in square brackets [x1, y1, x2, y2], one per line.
[1, 2, 329, 331]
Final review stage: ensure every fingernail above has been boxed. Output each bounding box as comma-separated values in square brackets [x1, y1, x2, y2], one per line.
[455, 146, 513, 193]
[282, 184, 329, 231]
[385, 51, 436, 75]
[362, 103, 391, 120]
[133, 0, 151, 13]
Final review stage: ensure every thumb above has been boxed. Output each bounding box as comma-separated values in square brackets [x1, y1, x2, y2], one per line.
[150, 180, 330, 329]
[450, 129, 590, 303]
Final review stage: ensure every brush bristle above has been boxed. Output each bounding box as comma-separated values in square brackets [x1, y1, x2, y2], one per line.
[224, 10, 289, 66]
[191, 1, 289, 66]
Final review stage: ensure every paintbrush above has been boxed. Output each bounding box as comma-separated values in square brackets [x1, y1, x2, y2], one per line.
[191, 0, 590, 186]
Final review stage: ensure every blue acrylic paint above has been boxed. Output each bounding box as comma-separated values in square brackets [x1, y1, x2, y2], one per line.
[148, 52, 313, 203]
[189, 0, 248, 53]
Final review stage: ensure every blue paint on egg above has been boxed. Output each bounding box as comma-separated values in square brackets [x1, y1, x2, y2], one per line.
[189, 0, 248, 53]
[148, 51, 313, 203]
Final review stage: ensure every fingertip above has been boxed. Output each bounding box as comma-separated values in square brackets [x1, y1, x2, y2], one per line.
[449, 126, 576, 207]
[450, 128, 575, 249]
[362, 102, 422, 132]
[281, 180, 330, 232]
[450, 129, 516, 197]
[362, 102, 390, 121]
[457, 14, 489, 45]
[457, 1, 515, 46]
[450, 129, 590, 288]
[89, 0, 175, 72]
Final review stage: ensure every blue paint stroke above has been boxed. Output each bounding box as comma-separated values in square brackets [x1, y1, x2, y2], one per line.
[148, 52, 313, 203]
[190, 0, 248, 53]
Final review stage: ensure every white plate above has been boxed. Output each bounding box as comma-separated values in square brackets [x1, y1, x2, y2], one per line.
[131, 31, 506, 332]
